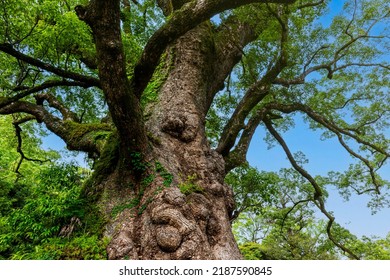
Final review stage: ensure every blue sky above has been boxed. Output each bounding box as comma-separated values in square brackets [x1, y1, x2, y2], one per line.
[247, 116, 390, 238]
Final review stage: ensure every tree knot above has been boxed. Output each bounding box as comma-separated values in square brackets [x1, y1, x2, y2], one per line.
[161, 114, 198, 142]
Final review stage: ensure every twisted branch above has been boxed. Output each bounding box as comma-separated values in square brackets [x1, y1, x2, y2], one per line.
[12, 117, 50, 175]
[264, 118, 360, 259]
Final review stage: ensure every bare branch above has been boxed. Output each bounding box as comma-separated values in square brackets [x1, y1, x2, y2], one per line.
[297, 0, 325, 9]
[12, 118, 50, 174]
[264, 118, 360, 259]
[0, 43, 101, 87]
[0, 80, 94, 109]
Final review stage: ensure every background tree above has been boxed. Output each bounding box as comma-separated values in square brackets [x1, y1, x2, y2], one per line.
[0, 0, 389, 259]
[0, 115, 57, 218]
[228, 166, 339, 259]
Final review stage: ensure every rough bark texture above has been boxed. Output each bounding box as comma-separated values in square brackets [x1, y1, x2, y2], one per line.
[92, 22, 242, 260]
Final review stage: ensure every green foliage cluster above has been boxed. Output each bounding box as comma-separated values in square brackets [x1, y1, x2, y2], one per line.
[10, 236, 108, 260]
[129, 151, 148, 174]
[0, 0, 106, 122]
[0, 119, 107, 259]
[238, 242, 268, 260]
[228, 165, 390, 260]
[0, 162, 107, 260]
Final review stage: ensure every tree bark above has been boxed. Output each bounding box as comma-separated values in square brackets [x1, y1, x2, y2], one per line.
[90, 22, 242, 260]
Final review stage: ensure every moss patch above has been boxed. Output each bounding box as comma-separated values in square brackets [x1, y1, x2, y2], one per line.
[64, 121, 111, 141]
[178, 174, 204, 195]
[92, 132, 120, 182]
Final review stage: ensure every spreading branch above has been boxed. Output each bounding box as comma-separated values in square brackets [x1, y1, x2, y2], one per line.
[273, 8, 389, 87]
[265, 102, 389, 157]
[0, 80, 94, 109]
[217, 5, 289, 156]
[0, 43, 101, 88]
[264, 118, 360, 259]
[261, 102, 388, 196]
[0, 101, 111, 156]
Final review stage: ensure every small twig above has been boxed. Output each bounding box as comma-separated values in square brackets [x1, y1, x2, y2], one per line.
[12, 118, 50, 175]
[280, 198, 311, 232]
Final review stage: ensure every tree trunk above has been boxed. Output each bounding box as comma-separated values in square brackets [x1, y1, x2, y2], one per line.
[89, 23, 242, 260]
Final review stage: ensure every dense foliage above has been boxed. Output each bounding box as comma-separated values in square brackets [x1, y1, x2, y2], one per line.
[228, 166, 390, 259]
[0, 116, 107, 259]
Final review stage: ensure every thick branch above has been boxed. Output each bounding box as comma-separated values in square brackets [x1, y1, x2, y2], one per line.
[216, 81, 271, 157]
[76, 0, 149, 157]
[0, 101, 111, 156]
[216, 8, 289, 156]
[0, 43, 101, 87]
[224, 108, 269, 172]
[132, 0, 296, 98]
[297, 0, 325, 9]
[35, 93, 80, 122]
[207, 17, 260, 109]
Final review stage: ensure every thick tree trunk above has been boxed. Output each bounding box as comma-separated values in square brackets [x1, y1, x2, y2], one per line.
[90, 23, 242, 260]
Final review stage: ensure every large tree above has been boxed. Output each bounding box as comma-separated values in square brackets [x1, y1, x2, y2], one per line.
[0, 0, 389, 259]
